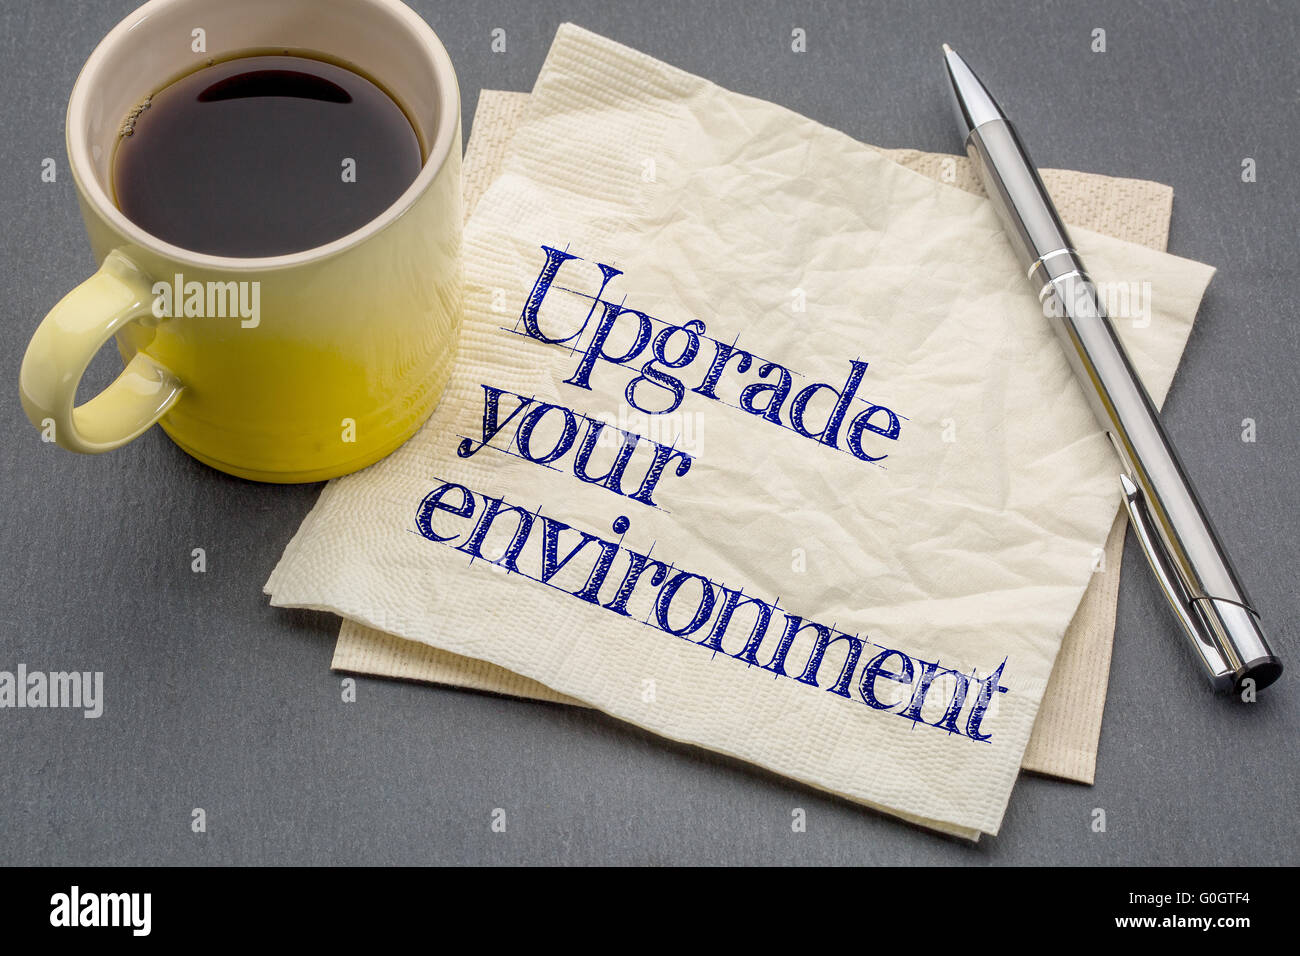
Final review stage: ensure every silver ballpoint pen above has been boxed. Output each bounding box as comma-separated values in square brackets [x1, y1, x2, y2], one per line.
[942, 45, 1282, 694]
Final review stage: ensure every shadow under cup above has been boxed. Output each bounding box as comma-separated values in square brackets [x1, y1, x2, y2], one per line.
[63, 0, 463, 482]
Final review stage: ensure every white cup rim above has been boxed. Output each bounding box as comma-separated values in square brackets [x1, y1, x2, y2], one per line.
[65, 0, 460, 273]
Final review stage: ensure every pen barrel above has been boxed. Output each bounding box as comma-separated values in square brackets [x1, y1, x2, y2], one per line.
[966, 118, 1280, 692]
[1049, 273, 1246, 606]
[966, 120, 1074, 272]
[1045, 272, 1278, 690]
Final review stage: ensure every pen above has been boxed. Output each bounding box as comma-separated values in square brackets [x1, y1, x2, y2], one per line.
[941, 45, 1282, 694]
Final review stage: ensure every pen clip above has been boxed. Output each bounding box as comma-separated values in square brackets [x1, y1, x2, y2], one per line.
[1119, 473, 1234, 682]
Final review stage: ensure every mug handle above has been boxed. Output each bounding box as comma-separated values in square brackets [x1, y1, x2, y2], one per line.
[19, 249, 183, 453]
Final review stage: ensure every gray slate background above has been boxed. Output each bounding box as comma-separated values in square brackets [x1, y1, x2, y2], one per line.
[2, 0, 1297, 865]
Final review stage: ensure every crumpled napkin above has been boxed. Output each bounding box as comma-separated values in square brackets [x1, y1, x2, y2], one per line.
[331, 88, 1183, 790]
[266, 25, 1214, 837]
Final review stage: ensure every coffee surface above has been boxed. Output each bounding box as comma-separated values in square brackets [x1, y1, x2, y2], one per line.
[113, 53, 424, 258]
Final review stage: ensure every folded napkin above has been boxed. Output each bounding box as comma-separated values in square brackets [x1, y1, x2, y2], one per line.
[332, 89, 1182, 789]
[267, 25, 1214, 837]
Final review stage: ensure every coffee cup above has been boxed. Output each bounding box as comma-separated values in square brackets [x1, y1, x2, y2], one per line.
[18, 0, 463, 482]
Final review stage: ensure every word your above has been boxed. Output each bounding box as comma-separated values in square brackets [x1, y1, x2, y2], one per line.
[519, 246, 903, 464]
[151, 274, 260, 328]
[50, 886, 151, 936]
[457, 384, 692, 509]
[415, 478, 1009, 741]
[0, 665, 102, 718]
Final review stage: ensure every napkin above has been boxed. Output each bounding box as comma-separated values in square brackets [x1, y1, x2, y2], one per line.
[332, 88, 1182, 788]
[266, 25, 1214, 837]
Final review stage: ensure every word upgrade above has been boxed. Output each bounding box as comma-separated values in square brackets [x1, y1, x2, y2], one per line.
[517, 246, 905, 464]
[416, 479, 1010, 741]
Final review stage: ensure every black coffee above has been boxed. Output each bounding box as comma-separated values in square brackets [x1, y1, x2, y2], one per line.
[112, 53, 424, 258]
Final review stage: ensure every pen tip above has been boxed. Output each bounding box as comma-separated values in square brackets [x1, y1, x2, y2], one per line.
[942, 42, 954, 54]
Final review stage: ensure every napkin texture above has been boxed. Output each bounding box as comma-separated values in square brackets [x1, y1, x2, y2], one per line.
[268, 25, 1214, 836]
[332, 89, 1179, 788]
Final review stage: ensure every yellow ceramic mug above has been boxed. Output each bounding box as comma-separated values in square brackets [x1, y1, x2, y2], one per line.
[19, 0, 463, 482]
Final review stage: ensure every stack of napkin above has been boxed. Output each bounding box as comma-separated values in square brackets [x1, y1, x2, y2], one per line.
[266, 25, 1214, 838]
